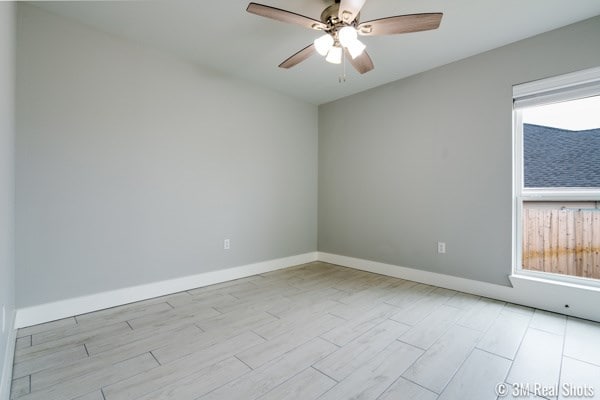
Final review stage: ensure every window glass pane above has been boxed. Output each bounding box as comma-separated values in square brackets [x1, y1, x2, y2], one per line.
[522, 95, 600, 188]
[522, 201, 600, 280]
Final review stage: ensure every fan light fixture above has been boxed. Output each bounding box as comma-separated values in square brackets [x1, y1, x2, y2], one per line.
[315, 26, 366, 64]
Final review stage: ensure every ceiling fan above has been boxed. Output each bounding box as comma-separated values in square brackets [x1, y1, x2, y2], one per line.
[246, 0, 443, 74]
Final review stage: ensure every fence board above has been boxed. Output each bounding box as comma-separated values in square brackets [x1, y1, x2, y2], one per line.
[584, 211, 593, 278]
[576, 210, 584, 277]
[567, 211, 576, 276]
[557, 210, 567, 276]
[550, 210, 559, 274]
[594, 212, 600, 278]
[537, 209, 545, 271]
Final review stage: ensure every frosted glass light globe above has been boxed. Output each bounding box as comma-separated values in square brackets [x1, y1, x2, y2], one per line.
[326, 45, 342, 64]
[314, 34, 334, 56]
[338, 26, 358, 48]
[346, 39, 366, 59]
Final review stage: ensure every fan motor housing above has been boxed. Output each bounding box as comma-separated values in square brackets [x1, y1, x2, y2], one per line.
[320, 3, 359, 28]
[320, 3, 340, 24]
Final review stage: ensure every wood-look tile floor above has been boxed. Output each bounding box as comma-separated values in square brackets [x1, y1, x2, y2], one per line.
[10, 262, 600, 400]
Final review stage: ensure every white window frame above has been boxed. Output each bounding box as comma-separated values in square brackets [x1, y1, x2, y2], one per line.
[513, 66, 600, 287]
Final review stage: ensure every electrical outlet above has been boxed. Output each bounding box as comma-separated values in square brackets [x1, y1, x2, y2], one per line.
[224, 239, 231, 250]
[437, 242, 446, 254]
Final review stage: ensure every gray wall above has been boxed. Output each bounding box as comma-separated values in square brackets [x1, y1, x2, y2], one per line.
[319, 16, 600, 286]
[0, 1, 15, 385]
[16, 5, 318, 308]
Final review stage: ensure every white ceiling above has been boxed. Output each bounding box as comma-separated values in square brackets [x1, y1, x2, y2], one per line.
[32, 0, 600, 105]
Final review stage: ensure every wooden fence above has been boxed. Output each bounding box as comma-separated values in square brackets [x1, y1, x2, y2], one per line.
[522, 207, 600, 279]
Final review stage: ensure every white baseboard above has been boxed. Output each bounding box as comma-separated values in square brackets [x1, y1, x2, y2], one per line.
[0, 309, 16, 400]
[15, 250, 600, 329]
[318, 252, 600, 322]
[15, 252, 318, 329]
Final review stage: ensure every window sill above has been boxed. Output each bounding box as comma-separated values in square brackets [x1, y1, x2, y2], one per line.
[509, 272, 600, 293]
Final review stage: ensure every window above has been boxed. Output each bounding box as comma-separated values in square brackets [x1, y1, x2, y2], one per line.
[514, 67, 600, 285]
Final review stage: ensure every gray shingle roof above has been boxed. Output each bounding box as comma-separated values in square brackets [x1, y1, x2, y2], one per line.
[524, 124, 600, 188]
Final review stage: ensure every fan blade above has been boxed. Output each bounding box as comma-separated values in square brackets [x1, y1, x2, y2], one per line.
[345, 49, 374, 74]
[338, 0, 367, 23]
[247, 3, 327, 31]
[358, 13, 443, 36]
[279, 44, 316, 69]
